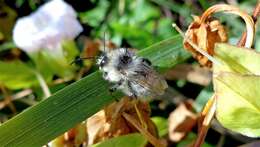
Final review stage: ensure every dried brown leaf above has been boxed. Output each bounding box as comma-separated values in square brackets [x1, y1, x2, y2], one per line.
[184, 17, 227, 67]
[183, 4, 254, 67]
[168, 101, 197, 142]
[87, 97, 158, 145]
[51, 122, 88, 147]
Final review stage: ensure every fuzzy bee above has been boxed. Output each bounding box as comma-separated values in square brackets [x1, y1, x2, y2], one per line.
[97, 48, 168, 98]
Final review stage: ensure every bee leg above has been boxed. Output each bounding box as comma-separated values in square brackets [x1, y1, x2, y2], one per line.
[141, 58, 152, 66]
[109, 87, 118, 102]
[109, 80, 123, 102]
[102, 72, 108, 79]
[127, 81, 138, 99]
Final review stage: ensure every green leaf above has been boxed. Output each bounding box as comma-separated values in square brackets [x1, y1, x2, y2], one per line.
[132, 0, 160, 23]
[62, 40, 80, 63]
[0, 71, 116, 146]
[213, 43, 260, 137]
[151, 117, 168, 137]
[110, 22, 155, 48]
[0, 35, 188, 146]
[91, 133, 147, 147]
[0, 60, 38, 89]
[0, 42, 16, 52]
[215, 73, 260, 137]
[213, 43, 260, 75]
[31, 50, 75, 80]
[177, 132, 213, 147]
[138, 36, 190, 71]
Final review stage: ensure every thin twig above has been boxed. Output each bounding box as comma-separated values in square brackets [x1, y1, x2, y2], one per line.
[12, 89, 33, 100]
[237, 2, 260, 47]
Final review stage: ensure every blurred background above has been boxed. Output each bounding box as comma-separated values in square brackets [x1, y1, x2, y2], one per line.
[0, 0, 259, 146]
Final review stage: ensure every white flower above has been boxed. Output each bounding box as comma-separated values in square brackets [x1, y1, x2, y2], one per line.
[13, 0, 83, 53]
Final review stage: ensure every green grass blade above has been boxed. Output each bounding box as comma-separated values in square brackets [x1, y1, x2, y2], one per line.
[0, 35, 189, 147]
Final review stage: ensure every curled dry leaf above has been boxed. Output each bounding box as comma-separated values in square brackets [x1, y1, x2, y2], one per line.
[183, 4, 254, 67]
[168, 101, 197, 142]
[184, 15, 227, 67]
[87, 97, 158, 146]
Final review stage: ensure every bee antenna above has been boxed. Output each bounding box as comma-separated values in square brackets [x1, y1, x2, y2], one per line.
[103, 32, 106, 52]
[70, 57, 96, 65]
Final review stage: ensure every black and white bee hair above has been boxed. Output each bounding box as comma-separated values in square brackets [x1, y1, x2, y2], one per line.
[97, 48, 168, 98]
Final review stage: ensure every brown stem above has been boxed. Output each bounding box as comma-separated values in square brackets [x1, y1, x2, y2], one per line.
[122, 112, 166, 147]
[0, 89, 33, 110]
[194, 95, 217, 147]
[237, 2, 260, 47]
[0, 85, 17, 114]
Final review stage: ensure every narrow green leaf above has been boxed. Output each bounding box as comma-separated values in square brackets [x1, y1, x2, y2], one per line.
[0, 71, 116, 146]
[91, 133, 147, 147]
[138, 35, 190, 71]
[0, 35, 189, 146]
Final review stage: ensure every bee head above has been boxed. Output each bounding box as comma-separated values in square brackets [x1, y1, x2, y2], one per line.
[119, 54, 132, 65]
[115, 48, 134, 70]
[97, 53, 109, 68]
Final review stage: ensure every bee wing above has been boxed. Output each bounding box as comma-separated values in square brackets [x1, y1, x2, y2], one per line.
[128, 63, 168, 96]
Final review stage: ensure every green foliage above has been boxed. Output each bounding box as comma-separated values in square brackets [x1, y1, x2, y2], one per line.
[0, 35, 188, 146]
[0, 60, 38, 89]
[177, 132, 213, 147]
[194, 85, 213, 112]
[0, 40, 79, 90]
[151, 117, 168, 137]
[79, 0, 178, 48]
[91, 133, 147, 147]
[1, 0, 259, 146]
[80, 0, 109, 27]
[214, 43, 260, 137]
[30, 46, 78, 80]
